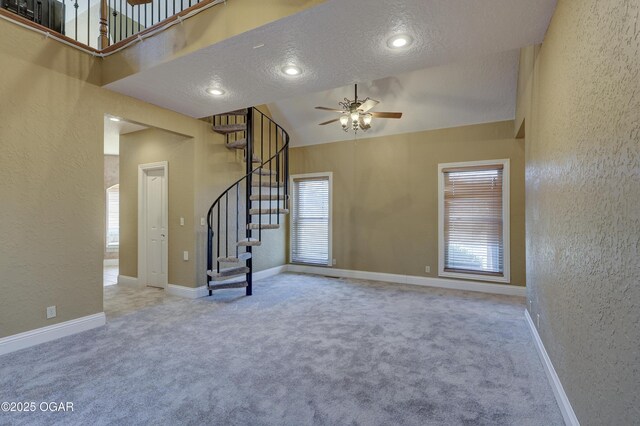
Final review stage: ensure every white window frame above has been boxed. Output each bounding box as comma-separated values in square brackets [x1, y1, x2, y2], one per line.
[289, 172, 333, 267]
[438, 159, 510, 283]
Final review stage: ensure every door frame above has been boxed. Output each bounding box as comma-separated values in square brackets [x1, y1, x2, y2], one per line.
[138, 161, 169, 289]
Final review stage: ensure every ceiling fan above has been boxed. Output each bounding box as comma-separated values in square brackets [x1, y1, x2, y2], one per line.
[315, 84, 403, 132]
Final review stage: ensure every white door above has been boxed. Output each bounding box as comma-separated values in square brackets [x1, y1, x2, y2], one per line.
[144, 168, 167, 288]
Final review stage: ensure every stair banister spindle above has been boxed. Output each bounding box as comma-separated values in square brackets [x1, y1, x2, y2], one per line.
[236, 185, 239, 257]
[276, 127, 280, 225]
[207, 225, 213, 277]
[216, 202, 220, 273]
[259, 114, 263, 241]
[74, 0, 78, 40]
[99, 0, 109, 48]
[245, 108, 253, 296]
[119, 0, 122, 41]
[285, 134, 290, 209]
[225, 192, 229, 257]
[269, 121, 273, 225]
[87, 0, 90, 45]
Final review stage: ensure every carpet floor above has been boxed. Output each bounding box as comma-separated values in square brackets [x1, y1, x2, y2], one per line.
[0, 273, 563, 425]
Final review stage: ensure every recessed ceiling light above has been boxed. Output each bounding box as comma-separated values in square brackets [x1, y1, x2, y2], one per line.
[387, 34, 413, 49]
[282, 65, 302, 76]
[206, 88, 225, 96]
[109, 117, 121, 122]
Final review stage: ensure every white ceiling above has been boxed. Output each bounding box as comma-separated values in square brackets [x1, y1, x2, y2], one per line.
[104, 117, 147, 155]
[269, 49, 519, 147]
[105, 0, 556, 120]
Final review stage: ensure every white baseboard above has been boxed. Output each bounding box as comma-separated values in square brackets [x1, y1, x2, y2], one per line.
[285, 264, 526, 297]
[254, 265, 288, 281]
[166, 284, 209, 299]
[103, 259, 119, 267]
[118, 275, 139, 288]
[0, 313, 106, 356]
[525, 309, 580, 426]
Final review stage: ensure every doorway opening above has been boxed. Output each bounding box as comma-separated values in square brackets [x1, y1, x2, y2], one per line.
[103, 115, 147, 287]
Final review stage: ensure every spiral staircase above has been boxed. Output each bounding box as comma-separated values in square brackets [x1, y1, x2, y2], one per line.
[206, 107, 289, 296]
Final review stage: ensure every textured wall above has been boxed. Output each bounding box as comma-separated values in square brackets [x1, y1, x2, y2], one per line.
[290, 121, 526, 286]
[0, 19, 232, 337]
[119, 129, 196, 287]
[523, 0, 640, 424]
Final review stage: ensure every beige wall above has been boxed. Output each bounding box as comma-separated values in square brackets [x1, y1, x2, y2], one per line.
[289, 121, 525, 286]
[520, 0, 640, 424]
[119, 128, 196, 287]
[0, 18, 281, 337]
[515, 45, 538, 138]
[104, 155, 119, 260]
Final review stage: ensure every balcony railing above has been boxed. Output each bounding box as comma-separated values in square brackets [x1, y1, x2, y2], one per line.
[0, 0, 224, 52]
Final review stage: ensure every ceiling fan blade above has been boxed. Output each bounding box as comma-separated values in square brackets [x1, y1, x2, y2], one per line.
[318, 118, 340, 126]
[357, 99, 379, 112]
[315, 106, 344, 113]
[370, 112, 403, 119]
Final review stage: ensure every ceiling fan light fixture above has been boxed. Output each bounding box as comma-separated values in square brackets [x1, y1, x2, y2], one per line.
[387, 34, 413, 49]
[282, 65, 302, 76]
[315, 84, 402, 133]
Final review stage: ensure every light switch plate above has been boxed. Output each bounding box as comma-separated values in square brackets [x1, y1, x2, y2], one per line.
[180, 217, 185, 226]
[183, 251, 189, 261]
[200, 217, 206, 226]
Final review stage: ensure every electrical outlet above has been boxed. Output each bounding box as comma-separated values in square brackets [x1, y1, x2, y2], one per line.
[46, 306, 56, 319]
[537, 313, 540, 328]
[425, 266, 431, 273]
[332, 259, 336, 265]
[200, 217, 206, 226]
[183, 251, 189, 261]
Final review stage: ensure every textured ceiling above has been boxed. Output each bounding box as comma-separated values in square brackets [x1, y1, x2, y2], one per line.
[105, 0, 556, 119]
[269, 49, 519, 147]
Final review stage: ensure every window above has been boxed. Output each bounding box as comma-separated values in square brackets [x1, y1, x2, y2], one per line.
[290, 173, 332, 266]
[438, 160, 510, 283]
[106, 184, 120, 248]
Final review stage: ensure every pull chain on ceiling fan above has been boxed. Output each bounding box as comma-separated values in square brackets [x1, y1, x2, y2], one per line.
[315, 84, 403, 132]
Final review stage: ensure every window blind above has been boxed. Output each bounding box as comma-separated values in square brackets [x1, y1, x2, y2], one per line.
[443, 165, 504, 276]
[291, 176, 330, 265]
[107, 185, 119, 247]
